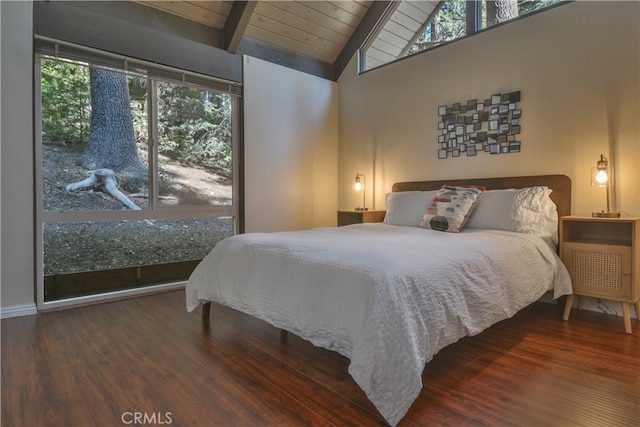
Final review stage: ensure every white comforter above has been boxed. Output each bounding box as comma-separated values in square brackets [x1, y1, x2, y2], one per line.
[186, 223, 572, 426]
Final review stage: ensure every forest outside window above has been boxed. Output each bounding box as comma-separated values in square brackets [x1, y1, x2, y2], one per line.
[36, 40, 241, 307]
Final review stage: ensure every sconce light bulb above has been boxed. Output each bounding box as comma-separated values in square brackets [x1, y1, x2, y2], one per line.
[595, 169, 608, 184]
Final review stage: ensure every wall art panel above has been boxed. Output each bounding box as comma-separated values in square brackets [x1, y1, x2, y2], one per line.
[437, 91, 521, 159]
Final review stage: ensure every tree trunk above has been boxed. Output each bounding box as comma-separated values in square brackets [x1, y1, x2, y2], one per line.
[486, 0, 519, 27]
[80, 68, 146, 175]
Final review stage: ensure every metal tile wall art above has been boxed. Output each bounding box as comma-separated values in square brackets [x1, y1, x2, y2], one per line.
[436, 91, 521, 159]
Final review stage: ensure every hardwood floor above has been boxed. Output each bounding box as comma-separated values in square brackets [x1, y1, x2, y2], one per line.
[2, 290, 638, 426]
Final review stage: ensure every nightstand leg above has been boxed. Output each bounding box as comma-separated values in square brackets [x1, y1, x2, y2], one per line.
[563, 294, 575, 320]
[622, 303, 632, 334]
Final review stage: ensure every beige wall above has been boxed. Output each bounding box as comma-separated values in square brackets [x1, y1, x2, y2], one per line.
[338, 1, 639, 216]
[1, 1, 37, 315]
[243, 56, 338, 232]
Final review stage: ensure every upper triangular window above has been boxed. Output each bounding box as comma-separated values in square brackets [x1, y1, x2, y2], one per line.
[360, 0, 566, 73]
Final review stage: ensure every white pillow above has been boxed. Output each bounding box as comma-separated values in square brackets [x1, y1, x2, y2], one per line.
[466, 186, 555, 239]
[542, 196, 559, 246]
[383, 190, 438, 227]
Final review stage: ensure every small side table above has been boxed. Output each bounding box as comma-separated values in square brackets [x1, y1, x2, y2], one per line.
[337, 210, 386, 226]
[560, 215, 639, 334]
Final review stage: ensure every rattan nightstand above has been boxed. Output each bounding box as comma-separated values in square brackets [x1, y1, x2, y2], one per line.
[560, 216, 639, 334]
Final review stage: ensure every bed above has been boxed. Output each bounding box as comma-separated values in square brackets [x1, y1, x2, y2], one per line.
[186, 174, 572, 426]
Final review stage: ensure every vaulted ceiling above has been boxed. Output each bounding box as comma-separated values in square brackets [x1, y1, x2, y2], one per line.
[135, 1, 435, 80]
[140, 1, 371, 62]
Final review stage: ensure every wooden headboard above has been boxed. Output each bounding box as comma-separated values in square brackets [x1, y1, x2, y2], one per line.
[392, 174, 572, 217]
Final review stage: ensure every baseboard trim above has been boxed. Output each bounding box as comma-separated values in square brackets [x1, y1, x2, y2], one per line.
[1, 303, 38, 319]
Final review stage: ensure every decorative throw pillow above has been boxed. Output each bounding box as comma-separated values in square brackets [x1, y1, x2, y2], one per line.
[419, 186, 484, 232]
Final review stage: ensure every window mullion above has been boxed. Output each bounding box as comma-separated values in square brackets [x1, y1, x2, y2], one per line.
[148, 79, 159, 210]
[466, 1, 479, 36]
[232, 95, 242, 234]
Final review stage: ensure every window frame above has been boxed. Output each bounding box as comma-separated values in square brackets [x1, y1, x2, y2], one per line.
[34, 37, 242, 310]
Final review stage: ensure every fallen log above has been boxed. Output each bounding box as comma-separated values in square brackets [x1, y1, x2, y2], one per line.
[66, 168, 141, 211]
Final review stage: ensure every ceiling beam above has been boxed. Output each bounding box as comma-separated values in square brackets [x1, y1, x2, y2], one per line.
[333, 0, 394, 80]
[224, 1, 258, 53]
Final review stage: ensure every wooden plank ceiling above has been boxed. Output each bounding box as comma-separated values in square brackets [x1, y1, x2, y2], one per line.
[136, 1, 430, 79]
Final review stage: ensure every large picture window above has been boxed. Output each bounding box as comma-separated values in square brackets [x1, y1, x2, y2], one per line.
[35, 39, 241, 307]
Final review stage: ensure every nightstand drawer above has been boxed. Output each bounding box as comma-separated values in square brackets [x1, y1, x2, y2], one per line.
[562, 242, 632, 300]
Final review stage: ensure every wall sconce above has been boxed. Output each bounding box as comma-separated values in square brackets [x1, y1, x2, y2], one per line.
[354, 173, 367, 211]
[591, 154, 620, 218]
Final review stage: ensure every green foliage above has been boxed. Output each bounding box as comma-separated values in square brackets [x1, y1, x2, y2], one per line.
[433, 1, 466, 42]
[409, 1, 466, 54]
[41, 58, 91, 145]
[128, 76, 149, 153]
[157, 82, 232, 174]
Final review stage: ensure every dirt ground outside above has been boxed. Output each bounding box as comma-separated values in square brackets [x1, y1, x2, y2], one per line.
[42, 144, 234, 275]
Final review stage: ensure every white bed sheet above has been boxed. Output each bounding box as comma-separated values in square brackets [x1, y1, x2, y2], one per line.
[186, 223, 572, 426]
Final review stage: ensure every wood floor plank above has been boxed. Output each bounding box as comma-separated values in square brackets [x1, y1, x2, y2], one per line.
[210, 309, 381, 414]
[2, 290, 639, 427]
[238, 350, 384, 425]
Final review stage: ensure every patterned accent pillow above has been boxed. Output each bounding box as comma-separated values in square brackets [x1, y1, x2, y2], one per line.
[419, 186, 485, 232]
